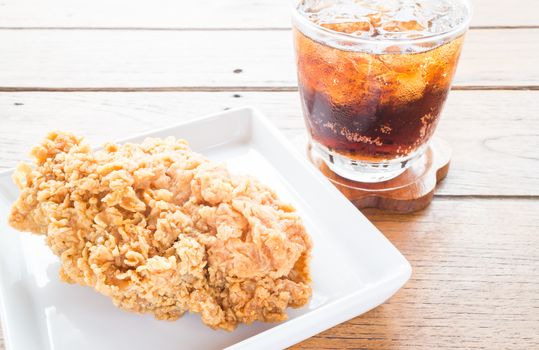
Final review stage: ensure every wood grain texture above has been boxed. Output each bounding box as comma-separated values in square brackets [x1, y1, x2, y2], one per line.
[293, 198, 539, 349]
[0, 29, 538, 89]
[0, 0, 536, 29]
[1, 90, 538, 196]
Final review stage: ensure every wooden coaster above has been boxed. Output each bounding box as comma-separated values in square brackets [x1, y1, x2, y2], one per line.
[307, 137, 451, 213]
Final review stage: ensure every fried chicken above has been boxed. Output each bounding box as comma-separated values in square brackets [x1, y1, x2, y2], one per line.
[8, 132, 312, 330]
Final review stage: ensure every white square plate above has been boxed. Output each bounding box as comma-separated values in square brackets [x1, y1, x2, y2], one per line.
[0, 107, 411, 350]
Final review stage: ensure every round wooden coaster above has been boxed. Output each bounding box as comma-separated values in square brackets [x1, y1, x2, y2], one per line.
[307, 137, 451, 213]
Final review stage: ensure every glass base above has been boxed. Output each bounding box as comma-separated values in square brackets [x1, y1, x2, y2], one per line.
[309, 140, 427, 183]
[304, 137, 452, 212]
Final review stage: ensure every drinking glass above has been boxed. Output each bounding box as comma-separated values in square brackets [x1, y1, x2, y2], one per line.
[292, 0, 472, 182]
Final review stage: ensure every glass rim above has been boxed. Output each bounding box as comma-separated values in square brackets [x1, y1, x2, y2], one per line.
[290, 0, 473, 46]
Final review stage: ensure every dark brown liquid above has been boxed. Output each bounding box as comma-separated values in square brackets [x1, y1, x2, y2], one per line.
[294, 28, 464, 161]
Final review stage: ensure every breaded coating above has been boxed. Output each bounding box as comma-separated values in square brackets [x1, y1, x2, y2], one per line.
[8, 132, 312, 330]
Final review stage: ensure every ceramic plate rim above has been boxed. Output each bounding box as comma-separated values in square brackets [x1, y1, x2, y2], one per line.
[0, 106, 411, 350]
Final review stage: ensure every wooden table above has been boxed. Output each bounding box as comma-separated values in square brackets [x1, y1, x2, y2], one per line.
[1, 0, 538, 348]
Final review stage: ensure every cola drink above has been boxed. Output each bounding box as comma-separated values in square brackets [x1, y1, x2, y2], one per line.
[292, 0, 471, 181]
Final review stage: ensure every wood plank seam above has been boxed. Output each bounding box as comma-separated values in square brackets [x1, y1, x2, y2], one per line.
[0, 26, 537, 31]
[1, 87, 539, 92]
[434, 195, 539, 200]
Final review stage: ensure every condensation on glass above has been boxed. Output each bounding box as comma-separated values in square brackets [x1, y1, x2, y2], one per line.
[292, 0, 472, 182]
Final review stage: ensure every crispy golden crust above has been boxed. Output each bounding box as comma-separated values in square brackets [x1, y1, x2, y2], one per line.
[8, 132, 312, 330]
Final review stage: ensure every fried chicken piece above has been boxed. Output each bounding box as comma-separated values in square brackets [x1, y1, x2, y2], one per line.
[8, 132, 312, 330]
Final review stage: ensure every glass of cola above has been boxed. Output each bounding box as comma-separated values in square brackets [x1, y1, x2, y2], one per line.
[292, 0, 472, 182]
